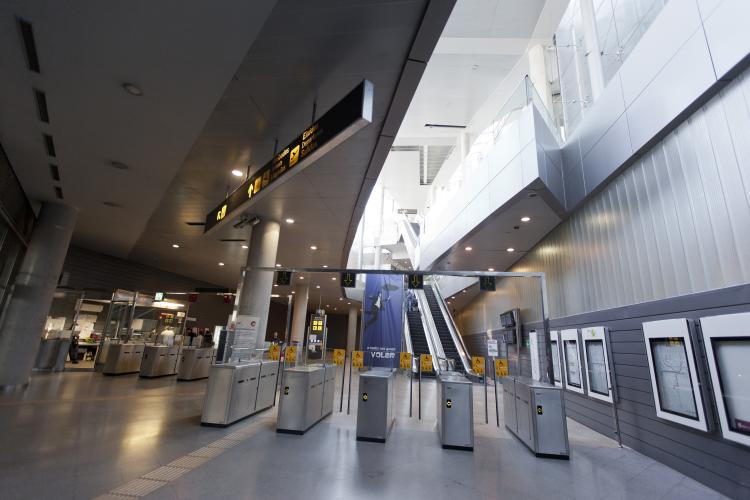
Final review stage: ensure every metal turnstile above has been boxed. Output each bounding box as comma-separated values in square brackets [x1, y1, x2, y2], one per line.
[139, 345, 180, 378]
[201, 360, 277, 426]
[503, 376, 569, 458]
[356, 368, 396, 442]
[102, 343, 144, 375]
[276, 364, 334, 434]
[177, 347, 213, 381]
[437, 372, 474, 450]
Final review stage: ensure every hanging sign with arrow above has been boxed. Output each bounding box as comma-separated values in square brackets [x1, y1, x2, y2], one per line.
[340, 272, 357, 288]
[407, 274, 423, 290]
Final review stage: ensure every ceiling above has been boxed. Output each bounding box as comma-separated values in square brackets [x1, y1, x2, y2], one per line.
[0, 0, 456, 308]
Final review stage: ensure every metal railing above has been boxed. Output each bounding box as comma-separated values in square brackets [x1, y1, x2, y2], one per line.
[430, 279, 474, 375]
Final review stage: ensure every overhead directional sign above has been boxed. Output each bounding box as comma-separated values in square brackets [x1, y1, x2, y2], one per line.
[407, 274, 423, 290]
[276, 271, 292, 286]
[204, 80, 374, 233]
[341, 272, 357, 288]
[479, 275, 496, 291]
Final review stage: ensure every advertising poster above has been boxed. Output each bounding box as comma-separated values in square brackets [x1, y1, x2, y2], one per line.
[362, 274, 403, 368]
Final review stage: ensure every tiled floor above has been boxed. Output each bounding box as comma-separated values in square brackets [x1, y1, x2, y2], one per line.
[0, 369, 728, 500]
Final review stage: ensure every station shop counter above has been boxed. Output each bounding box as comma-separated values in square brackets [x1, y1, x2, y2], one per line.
[356, 368, 396, 443]
[436, 371, 474, 451]
[34, 338, 71, 371]
[177, 347, 214, 381]
[139, 345, 180, 378]
[276, 364, 335, 435]
[102, 343, 144, 375]
[503, 376, 569, 458]
[201, 360, 278, 426]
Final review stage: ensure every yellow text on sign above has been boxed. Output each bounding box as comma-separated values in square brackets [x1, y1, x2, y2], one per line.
[285, 346, 297, 362]
[333, 349, 345, 366]
[268, 344, 280, 361]
[399, 352, 412, 370]
[495, 358, 509, 377]
[472, 356, 485, 375]
[420, 354, 433, 372]
[352, 351, 364, 368]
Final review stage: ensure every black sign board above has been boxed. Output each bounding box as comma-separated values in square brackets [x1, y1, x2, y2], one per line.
[479, 275, 496, 291]
[276, 271, 292, 286]
[341, 272, 357, 288]
[204, 80, 373, 233]
[407, 274, 423, 290]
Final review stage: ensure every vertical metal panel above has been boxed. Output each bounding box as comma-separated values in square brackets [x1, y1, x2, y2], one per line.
[499, 68, 750, 320]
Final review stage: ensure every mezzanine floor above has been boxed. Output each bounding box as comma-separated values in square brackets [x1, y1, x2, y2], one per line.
[0, 370, 727, 500]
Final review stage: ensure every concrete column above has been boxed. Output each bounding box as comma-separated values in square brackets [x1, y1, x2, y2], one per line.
[0, 202, 77, 389]
[290, 282, 309, 344]
[237, 219, 280, 349]
[346, 305, 357, 352]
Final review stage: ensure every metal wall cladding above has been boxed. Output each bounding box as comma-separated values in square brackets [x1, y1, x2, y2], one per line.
[505, 68, 750, 321]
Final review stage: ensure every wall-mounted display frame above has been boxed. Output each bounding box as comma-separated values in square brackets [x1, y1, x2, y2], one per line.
[561, 329, 585, 394]
[643, 319, 708, 431]
[700, 312, 750, 447]
[550, 330, 563, 387]
[581, 326, 613, 403]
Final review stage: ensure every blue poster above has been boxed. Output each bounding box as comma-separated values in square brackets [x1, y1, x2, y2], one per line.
[362, 274, 403, 368]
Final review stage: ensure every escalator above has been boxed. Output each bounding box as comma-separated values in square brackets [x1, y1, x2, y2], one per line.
[423, 285, 466, 374]
[406, 309, 431, 366]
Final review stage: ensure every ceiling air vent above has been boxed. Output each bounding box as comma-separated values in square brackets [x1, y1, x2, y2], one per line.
[18, 18, 40, 73]
[185, 221, 206, 226]
[43, 134, 56, 157]
[34, 89, 49, 123]
[220, 239, 246, 242]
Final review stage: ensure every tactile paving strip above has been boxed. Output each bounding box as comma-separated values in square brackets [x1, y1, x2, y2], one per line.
[208, 438, 242, 449]
[188, 446, 226, 458]
[141, 466, 189, 482]
[109, 478, 165, 497]
[167, 455, 211, 470]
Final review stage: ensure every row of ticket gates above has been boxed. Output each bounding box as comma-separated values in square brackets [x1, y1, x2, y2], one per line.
[199, 352, 570, 457]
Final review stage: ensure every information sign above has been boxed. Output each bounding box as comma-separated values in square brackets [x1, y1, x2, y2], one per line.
[407, 274, 423, 290]
[269, 344, 280, 361]
[341, 272, 357, 288]
[487, 339, 499, 357]
[420, 354, 433, 372]
[333, 349, 345, 366]
[472, 356, 485, 375]
[495, 358, 509, 377]
[352, 350, 364, 368]
[399, 352, 412, 370]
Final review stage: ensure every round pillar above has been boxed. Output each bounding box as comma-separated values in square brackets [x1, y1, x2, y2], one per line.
[289, 282, 309, 344]
[346, 305, 358, 352]
[237, 219, 280, 349]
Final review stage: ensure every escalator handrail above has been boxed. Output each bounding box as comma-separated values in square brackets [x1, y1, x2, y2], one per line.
[415, 289, 446, 374]
[429, 281, 475, 375]
[402, 306, 417, 372]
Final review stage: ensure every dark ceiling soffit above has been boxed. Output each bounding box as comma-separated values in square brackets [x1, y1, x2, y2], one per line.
[339, 0, 457, 268]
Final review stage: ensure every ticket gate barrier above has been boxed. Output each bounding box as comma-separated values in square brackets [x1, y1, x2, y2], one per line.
[437, 372, 474, 451]
[503, 376, 569, 458]
[201, 360, 278, 426]
[102, 343, 144, 375]
[276, 364, 335, 434]
[356, 368, 396, 443]
[139, 345, 180, 378]
[177, 347, 213, 381]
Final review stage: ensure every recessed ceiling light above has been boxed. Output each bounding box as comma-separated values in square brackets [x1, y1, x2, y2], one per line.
[451, 296, 455, 300]
[488, 267, 495, 272]
[506, 248, 515, 252]
[218, 262, 225, 266]
[347, 302, 351, 305]
[310, 245, 317, 250]
[299, 276, 304, 280]
[322, 265, 328, 268]
[316, 285, 321, 289]
[339, 298, 343, 301]
[285, 218, 295, 224]
[334, 307, 337, 311]
[465, 246, 472, 251]
[331, 277, 336, 281]
[273, 284, 278, 287]
[521, 216, 531, 222]
[292, 291, 296, 294]
[110, 161, 129, 170]
[231, 169, 243, 177]
[242, 245, 248, 249]
[276, 263, 281, 267]
[172, 244, 179, 248]
[326, 304, 330, 307]
[122, 83, 143, 96]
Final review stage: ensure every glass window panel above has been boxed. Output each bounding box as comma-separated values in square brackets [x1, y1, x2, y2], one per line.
[585, 340, 609, 395]
[650, 338, 698, 419]
[713, 339, 750, 436]
[565, 340, 581, 387]
[551, 340, 561, 382]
